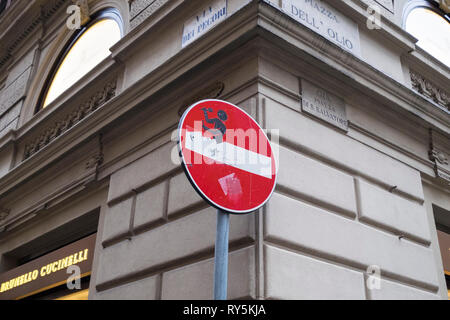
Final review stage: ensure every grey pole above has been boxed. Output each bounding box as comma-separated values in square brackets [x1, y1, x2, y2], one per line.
[213, 208, 230, 300]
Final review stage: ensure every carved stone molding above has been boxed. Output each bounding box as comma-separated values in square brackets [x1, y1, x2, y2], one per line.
[178, 81, 225, 116]
[24, 80, 117, 160]
[86, 153, 104, 169]
[410, 70, 450, 111]
[130, 0, 169, 30]
[85, 134, 104, 170]
[429, 128, 450, 185]
[430, 149, 449, 165]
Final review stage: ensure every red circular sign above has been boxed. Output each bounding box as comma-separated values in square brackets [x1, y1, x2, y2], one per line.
[178, 99, 277, 214]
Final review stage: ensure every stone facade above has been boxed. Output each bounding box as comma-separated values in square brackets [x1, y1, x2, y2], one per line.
[0, 0, 448, 300]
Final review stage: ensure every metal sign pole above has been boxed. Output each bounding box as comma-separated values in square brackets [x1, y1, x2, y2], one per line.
[213, 208, 230, 300]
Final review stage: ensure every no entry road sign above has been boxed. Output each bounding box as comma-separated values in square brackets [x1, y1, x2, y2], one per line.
[178, 99, 277, 214]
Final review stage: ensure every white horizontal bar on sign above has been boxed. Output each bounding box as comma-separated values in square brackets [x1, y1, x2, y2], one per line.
[185, 131, 272, 179]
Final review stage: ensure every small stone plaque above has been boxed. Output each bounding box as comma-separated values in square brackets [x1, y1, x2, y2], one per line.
[301, 80, 348, 131]
[182, 0, 227, 48]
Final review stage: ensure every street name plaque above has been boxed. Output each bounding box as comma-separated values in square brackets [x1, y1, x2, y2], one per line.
[263, 0, 362, 57]
[182, 0, 228, 48]
[301, 79, 348, 131]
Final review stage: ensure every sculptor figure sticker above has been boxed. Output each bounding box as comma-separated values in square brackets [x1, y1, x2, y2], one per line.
[178, 99, 277, 214]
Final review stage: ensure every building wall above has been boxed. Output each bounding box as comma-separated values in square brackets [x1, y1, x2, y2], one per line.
[0, 0, 448, 300]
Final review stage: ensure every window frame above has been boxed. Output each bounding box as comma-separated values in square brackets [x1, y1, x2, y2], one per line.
[36, 7, 123, 113]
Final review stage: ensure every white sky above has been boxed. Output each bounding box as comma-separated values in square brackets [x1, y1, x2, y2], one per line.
[405, 7, 450, 67]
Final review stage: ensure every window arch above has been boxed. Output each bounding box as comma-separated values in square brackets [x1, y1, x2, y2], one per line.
[39, 8, 123, 110]
[403, 0, 450, 67]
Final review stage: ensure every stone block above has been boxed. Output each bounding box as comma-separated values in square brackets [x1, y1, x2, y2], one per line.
[131, 0, 154, 18]
[161, 247, 255, 299]
[265, 245, 365, 299]
[96, 207, 254, 287]
[167, 173, 204, 216]
[265, 101, 424, 200]
[6, 49, 35, 86]
[102, 198, 133, 244]
[368, 278, 440, 300]
[264, 193, 439, 289]
[108, 142, 178, 202]
[357, 179, 431, 242]
[134, 181, 166, 230]
[278, 146, 357, 216]
[93, 275, 158, 300]
[0, 100, 21, 132]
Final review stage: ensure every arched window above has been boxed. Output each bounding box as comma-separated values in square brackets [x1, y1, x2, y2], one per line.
[39, 8, 123, 110]
[404, 1, 450, 67]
